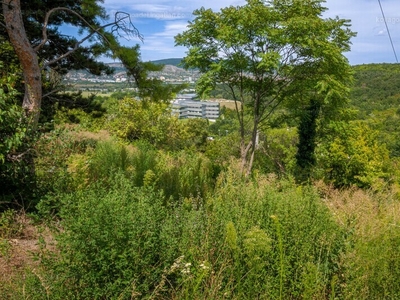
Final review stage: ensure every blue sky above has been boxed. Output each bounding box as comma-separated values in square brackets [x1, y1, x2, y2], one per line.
[101, 0, 400, 65]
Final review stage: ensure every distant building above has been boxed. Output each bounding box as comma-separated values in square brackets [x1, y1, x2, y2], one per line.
[172, 94, 220, 120]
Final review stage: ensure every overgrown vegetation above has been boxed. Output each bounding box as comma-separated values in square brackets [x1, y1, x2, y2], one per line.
[2, 135, 400, 298]
[1, 0, 400, 298]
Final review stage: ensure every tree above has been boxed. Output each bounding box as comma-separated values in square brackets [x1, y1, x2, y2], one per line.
[175, 0, 355, 175]
[0, 0, 176, 128]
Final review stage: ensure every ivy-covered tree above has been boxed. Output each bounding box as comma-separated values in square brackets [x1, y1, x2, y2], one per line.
[175, 0, 355, 175]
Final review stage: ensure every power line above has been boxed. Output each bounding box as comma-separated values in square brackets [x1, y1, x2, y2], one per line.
[378, 0, 399, 63]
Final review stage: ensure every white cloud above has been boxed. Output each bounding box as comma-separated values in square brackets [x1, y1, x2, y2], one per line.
[102, 0, 400, 64]
[377, 29, 386, 36]
[154, 22, 189, 38]
[139, 21, 189, 60]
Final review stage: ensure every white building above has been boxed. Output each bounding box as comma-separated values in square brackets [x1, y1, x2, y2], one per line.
[172, 94, 220, 120]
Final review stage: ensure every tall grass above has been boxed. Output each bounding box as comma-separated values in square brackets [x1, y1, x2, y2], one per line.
[319, 182, 400, 299]
[82, 140, 214, 202]
[25, 136, 400, 299]
[25, 166, 348, 299]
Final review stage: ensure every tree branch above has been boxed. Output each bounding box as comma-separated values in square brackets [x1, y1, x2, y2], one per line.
[34, 8, 142, 69]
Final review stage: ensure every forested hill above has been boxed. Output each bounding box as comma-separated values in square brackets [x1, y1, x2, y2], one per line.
[351, 63, 400, 117]
[150, 58, 182, 67]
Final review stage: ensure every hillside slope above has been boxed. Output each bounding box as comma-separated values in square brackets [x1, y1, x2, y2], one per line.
[351, 63, 400, 117]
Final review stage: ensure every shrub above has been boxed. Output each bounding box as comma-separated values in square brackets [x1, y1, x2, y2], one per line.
[316, 121, 391, 188]
[38, 174, 171, 299]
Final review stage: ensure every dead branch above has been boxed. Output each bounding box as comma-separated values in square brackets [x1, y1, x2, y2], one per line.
[34, 8, 142, 70]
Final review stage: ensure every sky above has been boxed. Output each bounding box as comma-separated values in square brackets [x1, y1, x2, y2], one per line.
[101, 0, 400, 65]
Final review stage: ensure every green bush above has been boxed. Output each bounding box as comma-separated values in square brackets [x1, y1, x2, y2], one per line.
[35, 128, 97, 216]
[254, 127, 298, 177]
[316, 121, 391, 188]
[38, 175, 171, 299]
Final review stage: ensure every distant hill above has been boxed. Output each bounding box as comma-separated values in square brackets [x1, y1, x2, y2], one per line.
[101, 58, 183, 70]
[350, 63, 400, 157]
[350, 63, 400, 117]
[150, 58, 183, 67]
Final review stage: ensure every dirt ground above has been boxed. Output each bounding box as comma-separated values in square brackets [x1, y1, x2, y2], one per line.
[0, 212, 54, 295]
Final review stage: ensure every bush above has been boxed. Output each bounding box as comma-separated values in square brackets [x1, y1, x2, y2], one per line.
[38, 174, 171, 299]
[316, 121, 391, 188]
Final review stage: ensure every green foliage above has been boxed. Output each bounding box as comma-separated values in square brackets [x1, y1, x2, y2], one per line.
[316, 121, 391, 188]
[61, 139, 214, 203]
[42, 92, 106, 130]
[181, 118, 210, 151]
[105, 96, 210, 151]
[176, 0, 355, 174]
[34, 127, 100, 216]
[348, 63, 400, 160]
[322, 185, 400, 300]
[346, 227, 400, 299]
[40, 175, 170, 299]
[350, 63, 400, 117]
[0, 69, 38, 209]
[205, 133, 241, 169]
[106, 97, 176, 146]
[208, 107, 241, 136]
[7, 140, 400, 299]
[0, 75, 24, 165]
[28, 168, 346, 299]
[255, 127, 298, 176]
[203, 172, 345, 299]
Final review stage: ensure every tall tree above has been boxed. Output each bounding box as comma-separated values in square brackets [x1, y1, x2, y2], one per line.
[175, 0, 355, 175]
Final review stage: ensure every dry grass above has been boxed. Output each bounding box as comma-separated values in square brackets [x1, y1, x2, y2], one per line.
[315, 180, 400, 238]
[68, 128, 112, 142]
[209, 98, 241, 110]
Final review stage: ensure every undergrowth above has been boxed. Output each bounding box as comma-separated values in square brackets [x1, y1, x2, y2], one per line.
[2, 135, 399, 299]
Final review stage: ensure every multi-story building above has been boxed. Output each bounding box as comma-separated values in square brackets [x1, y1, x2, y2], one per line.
[172, 94, 220, 120]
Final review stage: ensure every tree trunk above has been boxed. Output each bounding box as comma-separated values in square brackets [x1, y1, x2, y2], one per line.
[3, 0, 42, 126]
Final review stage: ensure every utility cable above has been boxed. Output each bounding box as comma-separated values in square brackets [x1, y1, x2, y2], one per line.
[378, 0, 399, 63]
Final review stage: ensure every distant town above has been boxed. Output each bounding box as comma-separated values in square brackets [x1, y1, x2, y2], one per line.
[63, 59, 201, 92]
[63, 59, 234, 121]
